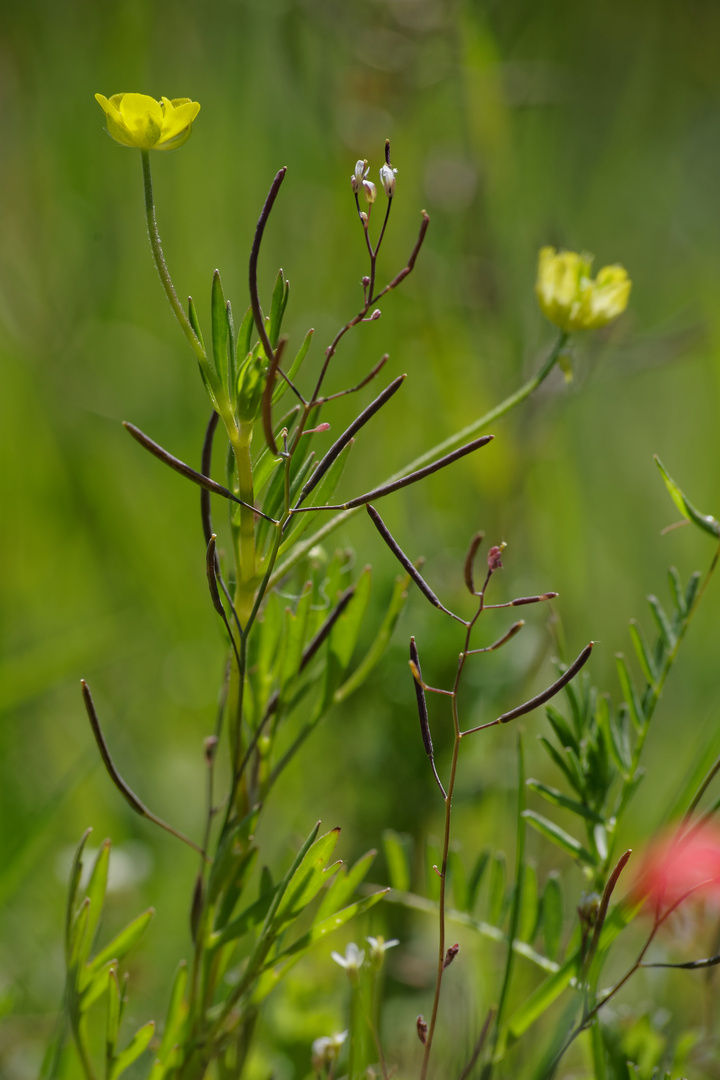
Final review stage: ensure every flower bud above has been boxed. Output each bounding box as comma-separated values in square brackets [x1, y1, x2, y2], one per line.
[379, 162, 398, 197]
[416, 1016, 428, 1044]
[487, 544, 505, 572]
[311, 1032, 347, 1072]
[362, 178, 377, 204]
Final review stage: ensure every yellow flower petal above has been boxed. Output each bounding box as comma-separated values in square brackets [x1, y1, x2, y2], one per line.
[535, 247, 631, 333]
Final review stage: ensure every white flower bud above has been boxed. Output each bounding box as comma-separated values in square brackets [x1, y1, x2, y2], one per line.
[311, 1031, 347, 1072]
[379, 163, 397, 197]
[362, 178, 377, 204]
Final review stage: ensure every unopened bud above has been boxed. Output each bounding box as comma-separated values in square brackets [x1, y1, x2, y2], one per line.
[443, 943, 459, 969]
[487, 543, 505, 572]
[361, 275, 370, 288]
[359, 211, 368, 225]
[578, 892, 601, 927]
[379, 162, 398, 197]
[416, 1015, 428, 1044]
[362, 178, 377, 204]
[204, 735, 218, 763]
[370, 309, 382, 321]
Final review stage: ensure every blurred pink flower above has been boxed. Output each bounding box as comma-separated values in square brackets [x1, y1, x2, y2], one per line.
[634, 824, 720, 912]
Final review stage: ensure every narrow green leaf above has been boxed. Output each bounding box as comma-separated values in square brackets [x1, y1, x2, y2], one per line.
[563, 675, 584, 738]
[383, 830, 412, 893]
[654, 456, 720, 538]
[321, 569, 372, 711]
[65, 828, 92, 958]
[517, 862, 539, 944]
[106, 965, 121, 1065]
[545, 705, 579, 754]
[316, 849, 377, 923]
[506, 951, 578, 1039]
[628, 619, 657, 685]
[214, 886, 279, 947]
[488, 852, 506, 926]
[467, 849, 490, 913]
[270, 827, 341, 932]
[68, 897, 91, 971]
[542, 873, 563, 960]
[279, 582, 313, 690]
[647, 594, 675, 650]
[110, 1020, 155, 1079]
[537, 736, 585, 795]
[523, 811, 596, 867]
[154, 961, 188, 1065]
[211, 270, 229, 390]
[667, 566, 686, 616]
[187, 295, 205, 351]
[238, 306, 254, 361]
[252, 890, 389, 1005]
[615, 654, 644, 731]
[526, 779, 603, 824]
[269, 269, 285, 350]
[685, 570, 701, 613]
[448, 848, 468, 913]
[226, 301, 237, 403]
[83, 840, 111, 963]
[89, 908, 154, 975]
[279, 442, 353, 553]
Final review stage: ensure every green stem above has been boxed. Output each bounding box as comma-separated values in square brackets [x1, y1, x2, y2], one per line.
[269, 331, 568, 588]
[140, 150, 205, 363]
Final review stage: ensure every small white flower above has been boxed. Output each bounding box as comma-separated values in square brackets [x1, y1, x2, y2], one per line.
[366, 935, 400, 969]
[331, 941, 365, 981]
[351, 158, 369, 193]
[379, 163, 398, 197]
[311, 1031, 347, 1072]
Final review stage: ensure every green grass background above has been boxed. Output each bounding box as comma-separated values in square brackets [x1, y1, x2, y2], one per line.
[3, 0, 720, 1076]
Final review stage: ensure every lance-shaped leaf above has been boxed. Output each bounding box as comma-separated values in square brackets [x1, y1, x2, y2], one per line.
[506, 951, 578, 1040]
[654, 455, 720, 538]
[211, 269, 229, 393]
[542, 873, 564, 960]
[615, 654, 643, 730]
[149, 961, 188, 1078]
[526, 779, 603, 824]
[523, 811, 596, 866]
[106, 966, 121, 1066]
[81, 840, 111, 966]
[110, 1020, 155, 1079]
[268, 827, 341, 934]
[383, 830, 412, 893]
[317, 849, 377, 923]
[88, 908, 155, 976]
[213, 885, 279, 947]
[65, 828, 92, 958]
[252, 889, 389, 1005]
[279, 442, 353, 554]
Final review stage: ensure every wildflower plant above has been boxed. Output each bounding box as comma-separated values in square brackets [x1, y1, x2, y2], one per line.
[49, 89, 720, 1080]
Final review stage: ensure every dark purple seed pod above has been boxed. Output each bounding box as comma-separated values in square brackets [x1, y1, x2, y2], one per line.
[463, 531, 484, 595]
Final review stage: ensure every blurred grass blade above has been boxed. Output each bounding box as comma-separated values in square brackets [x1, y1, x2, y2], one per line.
[488, 851, 506, 925]
[383, 830, 412, 893]
[654, 455, 720, 538]
[542, 874, 563, 960]
[334, 570, 410, 704]
[467, 849, 490, 913]
[507, 952, 578, 1039]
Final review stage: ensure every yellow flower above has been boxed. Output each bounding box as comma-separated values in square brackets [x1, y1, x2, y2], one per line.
[95, 93, 200, 151]
[536, 246, 631, 333]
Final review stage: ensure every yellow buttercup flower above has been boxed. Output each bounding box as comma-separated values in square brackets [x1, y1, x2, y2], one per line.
[536, 247, 631, 333]
[95, 93, 200, 151]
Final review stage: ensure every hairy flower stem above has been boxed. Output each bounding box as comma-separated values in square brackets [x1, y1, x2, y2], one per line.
[270, 331, 569, 588]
